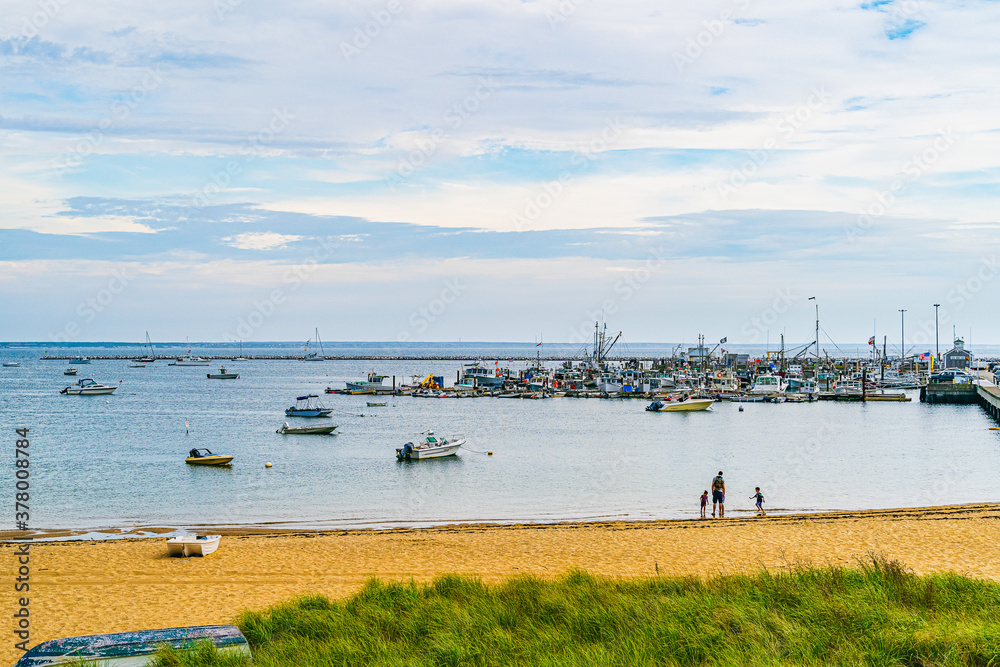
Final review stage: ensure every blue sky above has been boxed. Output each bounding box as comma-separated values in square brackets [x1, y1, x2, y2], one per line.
[1, 0, 999, 345]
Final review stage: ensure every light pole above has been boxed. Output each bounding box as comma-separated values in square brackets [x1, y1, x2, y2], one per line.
[899, 309, 906, 366]
[933, 304, 940, 361]
[808, 297, 818, 362]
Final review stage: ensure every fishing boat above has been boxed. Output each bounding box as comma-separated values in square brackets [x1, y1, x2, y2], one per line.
[170, 353, 210, 366]
[303, 328, 326, 361]
[185, 448, 234, 466]
[13, 625, 251, 666]
[461, 363, 504, 388]
[3, 361, 20, 367]
[166, 535, 223, 557]
[346, 371, 388, 392]
[207, 366, 239, 379]
[645, 397, 713, 412]
[69, 356, 91, 364]
[64, 367, 78, 376]
[276, 421, 338, 435]
[748, 374, 788, 395]
[396, 433, 465, 460]
[285, 394, 333, 417]
[60, 378, 118, 395]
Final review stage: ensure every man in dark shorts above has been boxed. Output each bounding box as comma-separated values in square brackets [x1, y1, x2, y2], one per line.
[711, 471, 725, 518]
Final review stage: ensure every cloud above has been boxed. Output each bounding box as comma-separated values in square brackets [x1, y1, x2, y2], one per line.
[221, 231, 302, 251]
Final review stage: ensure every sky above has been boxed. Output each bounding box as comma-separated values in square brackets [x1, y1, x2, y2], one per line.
[1, 0, 998, 347]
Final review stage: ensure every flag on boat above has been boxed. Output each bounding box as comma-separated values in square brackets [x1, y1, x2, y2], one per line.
[536, 342, 542, 347]
[868, 336, 876, 345]
[720, 337, 727, 344]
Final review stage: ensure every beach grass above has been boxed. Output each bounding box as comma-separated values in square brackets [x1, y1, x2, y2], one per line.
[151, 554, 1000, 666]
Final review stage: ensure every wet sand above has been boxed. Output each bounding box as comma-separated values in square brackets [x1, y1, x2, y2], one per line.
[3, 503, 999, 662]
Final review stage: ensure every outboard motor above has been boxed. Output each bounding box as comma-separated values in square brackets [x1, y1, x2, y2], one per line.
[646, 400, 663, 412]
[397, 442, 415, 460]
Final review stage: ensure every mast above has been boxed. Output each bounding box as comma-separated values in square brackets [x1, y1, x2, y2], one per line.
[316, 327, 325, 357]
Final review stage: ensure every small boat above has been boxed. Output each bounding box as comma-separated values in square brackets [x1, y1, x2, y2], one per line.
[276, 421, 338, 435]
[166, 535, 222, 557]
[285, 394, 333, 417]
[185, 448, 234, 466]
[64, 367, 78, 376]
[730, 395, 766, 403]
[129, 362, 147, 368]
[207, 366, 239, 379]
[367, 401, 387, 407]
[646, 397, 713, 412]
[302, 327, 327, 361]
[347, 371, 388, 392]
[170, 353, 210, 366]
[2, 361, 20, 367]
[60, 378, 118, 395]
[13, 625, 250, 666]
[397, 433, 465, 460]
[69, 356, 91, 364]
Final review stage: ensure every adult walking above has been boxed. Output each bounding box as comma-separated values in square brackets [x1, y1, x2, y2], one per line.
[711, 470, 725, 518]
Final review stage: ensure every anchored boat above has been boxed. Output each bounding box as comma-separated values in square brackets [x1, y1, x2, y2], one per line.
[185, 448, 234, 466]
[207, 366, 239, 379]
[396, 433, 465, 460]
[276, 421, 338, 435]
[285, 394, 333, 417]
[646, 397, 713, 412]
[60, 378, 118, 395]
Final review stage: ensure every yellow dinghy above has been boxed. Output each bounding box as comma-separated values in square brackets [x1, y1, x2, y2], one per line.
[185, 448, 234, 466]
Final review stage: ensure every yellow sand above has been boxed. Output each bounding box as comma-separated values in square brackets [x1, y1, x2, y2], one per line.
[3, 503, 999, 663]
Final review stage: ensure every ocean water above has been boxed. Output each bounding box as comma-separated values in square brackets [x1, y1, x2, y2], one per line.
[0, 348, 998, 535]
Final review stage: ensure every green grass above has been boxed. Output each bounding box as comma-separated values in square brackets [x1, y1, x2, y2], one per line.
[151, 555, 1000, 666]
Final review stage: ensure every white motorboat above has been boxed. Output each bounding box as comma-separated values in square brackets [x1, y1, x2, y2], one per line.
[396, 433, 465, 460]
[3, 361, 20, 367]
[207, 366, 239, 379]
[748, 374, 788, 394]
[276, 421, 338, 435]
[285, 394, 333, 417]
[166, 535, 221, 557]
[69, 356, 91, 364]
[346, 371, 388, 392]
[60, 378, 118, 395]
[64, 367, 78, 376]
[170, 354, 210, 366]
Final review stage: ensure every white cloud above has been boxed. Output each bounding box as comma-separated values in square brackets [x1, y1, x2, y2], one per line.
[221, 231, 302, 250]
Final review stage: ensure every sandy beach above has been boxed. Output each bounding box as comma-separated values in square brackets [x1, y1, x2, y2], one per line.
[4, 503, 999, 663]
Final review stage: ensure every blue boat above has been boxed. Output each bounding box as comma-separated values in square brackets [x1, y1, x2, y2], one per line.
[14, 624, 251, 665]
[285, 394, 333, 417]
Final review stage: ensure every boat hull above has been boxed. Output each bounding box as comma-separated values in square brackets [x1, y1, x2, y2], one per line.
[207, 373, 239, 379]
[185, 455, 234, 466]
[277, 424, 338, 435]
[13, 624, 249, 666]
[285, 409, 333, 417]
[396, 438, 465, 460]
[166, 535, 222, 557]
[650, 399, 714, 412]
[62, 386, 117, 395]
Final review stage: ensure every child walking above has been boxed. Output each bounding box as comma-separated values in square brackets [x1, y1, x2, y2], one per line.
[700, 490, 709, 518]
[750, 487, 766, 516]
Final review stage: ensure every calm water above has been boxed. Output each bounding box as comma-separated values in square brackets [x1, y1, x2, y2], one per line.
[1, 348, 998, 535]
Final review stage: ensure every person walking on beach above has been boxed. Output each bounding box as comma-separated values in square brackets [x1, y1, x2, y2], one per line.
[750, 487, 766, 516]
[700, 490, 709, 518]
[711, 471, 725, 518]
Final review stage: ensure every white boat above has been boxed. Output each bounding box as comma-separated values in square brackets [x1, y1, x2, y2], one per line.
[346, 371, 388, 392]
[396, 433, 465, 460]
[170, 354, 210, 366]
[60, 378, 118, 395]
[69, 356, 91, 364]
[129, 362, 147, 368]
[461, 363, 504, 388]
[749, 374, 788, 394]
[2, 361, 20, 367]
[285, 394, 333, 417]
[64, 367, 78, 376]
[207, 366, 239, 379]
[276, 421, 338, 435]
[303, 328, 326, 361]
[166, 535, 222, 557]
